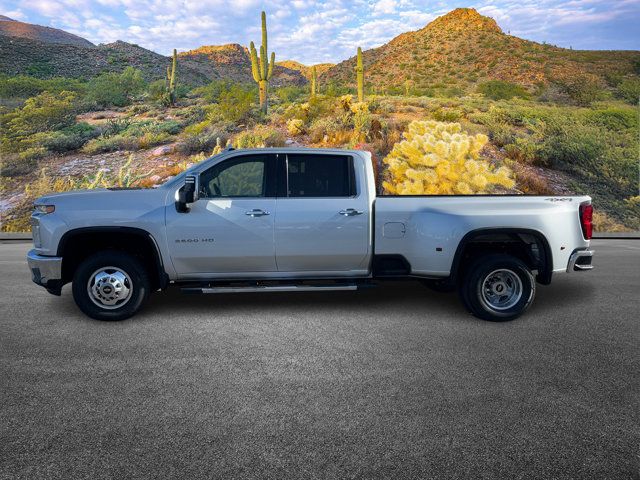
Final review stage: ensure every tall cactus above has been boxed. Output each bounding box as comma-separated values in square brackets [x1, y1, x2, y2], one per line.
[356, 46, 364, 102]
[166, 48, 177, 106]
[310, 65, 317, 97]
[249, 11, 275, 114]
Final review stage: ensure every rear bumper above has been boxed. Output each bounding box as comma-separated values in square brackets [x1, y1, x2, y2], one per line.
[567, 249, 594, 272]
[27, 249, 63, 295]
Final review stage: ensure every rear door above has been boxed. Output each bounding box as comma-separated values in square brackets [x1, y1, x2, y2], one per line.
[274, 153, 370, 274]
[165, 153, 277, 276]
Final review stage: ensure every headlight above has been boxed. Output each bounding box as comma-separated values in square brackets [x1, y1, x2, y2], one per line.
[34, 204, 55, 214]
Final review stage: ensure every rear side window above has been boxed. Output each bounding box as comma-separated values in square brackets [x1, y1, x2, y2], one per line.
[286, 154, 356, 197]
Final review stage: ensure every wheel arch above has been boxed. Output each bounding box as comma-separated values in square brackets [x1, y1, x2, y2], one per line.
[450, 227, 553, 285]
[57, 226, 168, 290]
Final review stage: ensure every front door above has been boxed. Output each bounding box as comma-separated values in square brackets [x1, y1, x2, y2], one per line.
[274, 153, 370, 274]
[166, 153, 277, 277]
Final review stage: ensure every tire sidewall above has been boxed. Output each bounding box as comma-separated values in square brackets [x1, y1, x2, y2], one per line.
[462, 254, 535, 322]
[72, 251, 150, 321]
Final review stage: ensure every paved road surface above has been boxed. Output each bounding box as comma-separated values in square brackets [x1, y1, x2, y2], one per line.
[1, 240, 638, 479]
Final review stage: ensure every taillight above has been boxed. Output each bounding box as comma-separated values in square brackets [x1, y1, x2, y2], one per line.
[580, 203, 593, 240]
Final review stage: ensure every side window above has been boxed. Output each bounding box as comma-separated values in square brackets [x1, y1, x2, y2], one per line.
[200, 155, 272, 198]
[286, 154, 356, 197]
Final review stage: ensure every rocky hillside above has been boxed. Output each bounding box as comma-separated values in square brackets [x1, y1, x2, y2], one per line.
[0, 16, 94, 47]
[323, 8, 640, 91]
[0, 35, 209, 84]
[276, 60, 335, 79]
[0, 24, 307, 87]
[179, 44, 307, 87]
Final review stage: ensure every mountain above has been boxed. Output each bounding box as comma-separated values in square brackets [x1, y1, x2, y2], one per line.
[0, 20, 306, 87]
[0, 17, 94, 47]
[276, 60, 335, 80]
[0, 35, 210, 84]
[179, 44, 307, 87]
[323, 8, 640, 92]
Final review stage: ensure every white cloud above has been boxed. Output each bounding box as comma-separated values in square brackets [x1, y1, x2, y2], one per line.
[3, 9, 27, 19]
[6, 0, 639, 63]
[372, 0, 397, 16]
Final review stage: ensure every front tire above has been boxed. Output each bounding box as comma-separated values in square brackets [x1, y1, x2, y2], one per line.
[72, 251, 150, 321]
[459, 254, 535, 322]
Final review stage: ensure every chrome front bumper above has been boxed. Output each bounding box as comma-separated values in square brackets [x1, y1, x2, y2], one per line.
[567, 249, 594, 272]
[27, 249, 63, 291]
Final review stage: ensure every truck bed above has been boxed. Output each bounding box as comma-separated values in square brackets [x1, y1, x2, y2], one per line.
[374, 195, 591, 277]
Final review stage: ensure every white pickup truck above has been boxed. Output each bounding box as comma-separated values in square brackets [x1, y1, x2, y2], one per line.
[27, 148, 594, 321]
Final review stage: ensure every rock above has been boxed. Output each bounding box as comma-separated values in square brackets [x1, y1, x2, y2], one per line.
[151, 144, 174, 156]
[285, 139, 303, 147]
[149, 175, 161, 183]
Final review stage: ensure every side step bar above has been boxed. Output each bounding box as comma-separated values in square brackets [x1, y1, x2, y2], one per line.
[181, 284, 359, 294]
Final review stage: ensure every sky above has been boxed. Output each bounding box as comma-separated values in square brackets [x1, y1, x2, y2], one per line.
[1, 0, 639, 64]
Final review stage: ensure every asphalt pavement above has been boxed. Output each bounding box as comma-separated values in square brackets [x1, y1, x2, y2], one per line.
[1, 240, 638, 479]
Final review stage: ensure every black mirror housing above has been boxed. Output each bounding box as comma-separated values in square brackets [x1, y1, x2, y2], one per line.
[176, 175, 199, 213]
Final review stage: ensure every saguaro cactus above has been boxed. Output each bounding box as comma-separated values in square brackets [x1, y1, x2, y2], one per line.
[310, 65, 317, 97]
[166, 49, 177, 106]
[249, 11, 275, 114]
[356, 47, 364, 102]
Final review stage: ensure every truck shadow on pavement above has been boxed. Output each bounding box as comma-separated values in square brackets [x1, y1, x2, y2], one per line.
[48, 277, 594, 323]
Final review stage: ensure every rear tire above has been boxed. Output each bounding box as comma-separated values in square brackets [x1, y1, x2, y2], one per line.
[459, 254, 535, 322]
[72, 251, 150, 321]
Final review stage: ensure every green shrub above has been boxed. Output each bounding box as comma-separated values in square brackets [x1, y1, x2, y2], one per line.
[82, 119, 180, 154]
[0, 91, 77, 154]
[432, 107, 462, 122]
[552, 75, 606, 106]
[586, 107, 638, 131]
[504, 137, 538, 164]
[477, 80, 529, 100]
[206, 84, 255, 123]
[82, 135, 134, 154]
[18, 146, 47, 161]
[0, 75, 86, 99]
[275, 86, 306, 103]
[85, 67, 145, 108]
[177, 124, 231, 154]
[41, 122, 100, 153]
[146, 79, 167, 103]
[540, 123, 605, 171]
[178, 132, 220, 154]
[193, 80, 235, 103]
[616, 78, 640, 105]
[234, 126, 285, 148]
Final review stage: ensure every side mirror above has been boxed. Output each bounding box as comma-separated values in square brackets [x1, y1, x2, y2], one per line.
[177, 174, 199, 212]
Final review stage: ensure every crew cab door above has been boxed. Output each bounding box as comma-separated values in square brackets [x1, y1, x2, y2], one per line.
[274, 153, 370, 274]
[165, 153, 277, 276]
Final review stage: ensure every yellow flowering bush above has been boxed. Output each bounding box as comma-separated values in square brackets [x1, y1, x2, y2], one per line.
[382, 120, 515, 195]
[287, 118, 305, 136]
[339, 94, 353, 111]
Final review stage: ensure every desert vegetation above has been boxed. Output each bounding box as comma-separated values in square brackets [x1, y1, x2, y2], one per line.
[1, 9, 638, 233]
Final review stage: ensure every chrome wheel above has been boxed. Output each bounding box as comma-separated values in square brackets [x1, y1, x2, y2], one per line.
[87, 266, 133, 310]
[479, 268, 523, 311]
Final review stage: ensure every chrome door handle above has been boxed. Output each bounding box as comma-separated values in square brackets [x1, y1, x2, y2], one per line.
[245, 209, 270, 217]
[339, 208, 363, 216]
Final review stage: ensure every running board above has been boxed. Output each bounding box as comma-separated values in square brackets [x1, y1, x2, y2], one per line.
[181, 284, 359, 294]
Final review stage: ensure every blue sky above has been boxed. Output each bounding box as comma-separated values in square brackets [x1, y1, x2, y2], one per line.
[2, 0, 639, 64]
